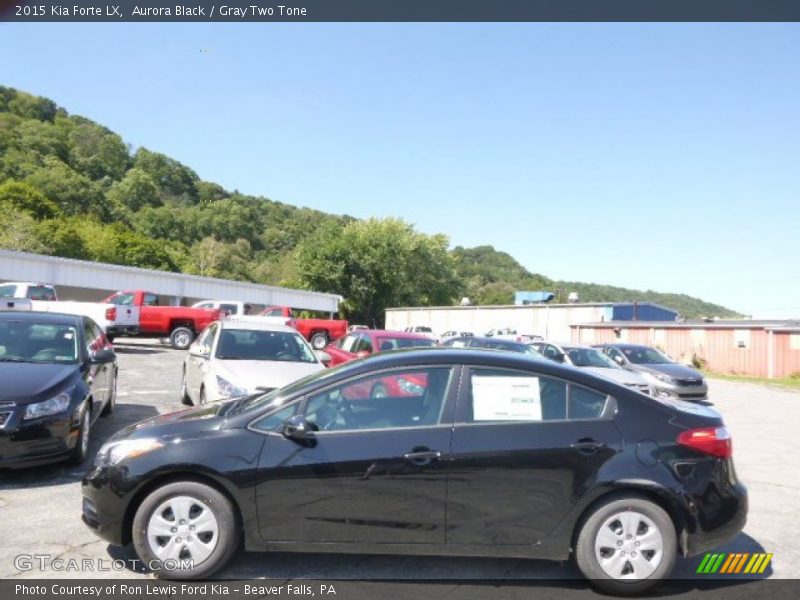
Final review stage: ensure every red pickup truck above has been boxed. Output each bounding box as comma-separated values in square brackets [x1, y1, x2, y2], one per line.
[259, 306, 348, 350]
[103, 290, 220, 349]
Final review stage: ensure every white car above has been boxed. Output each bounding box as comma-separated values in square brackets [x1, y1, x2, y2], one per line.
[181, 320, 327, 405]
[191, 300, 252, 316]
[485, 327, 524, 342]
[531, 341, 652, 395]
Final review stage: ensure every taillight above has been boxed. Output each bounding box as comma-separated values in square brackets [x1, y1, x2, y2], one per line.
[105, 307, 116, 321]
[677, 426, 732, 458]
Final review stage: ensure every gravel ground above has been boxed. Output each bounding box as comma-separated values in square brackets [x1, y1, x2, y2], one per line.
[1, 339, 797, 587]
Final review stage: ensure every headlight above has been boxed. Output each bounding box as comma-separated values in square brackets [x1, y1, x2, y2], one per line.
[94, 438, 163, 466]
[650, 372, 677, 385]
[397, 377, 424, 395]
[216, 375, 248, 398]
[23, 391, 71, 420]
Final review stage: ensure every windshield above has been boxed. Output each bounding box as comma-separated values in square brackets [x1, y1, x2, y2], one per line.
[565, 347, 619, 368]
[216, 329, 317, 362]
[376, 336, 436, 351]
[0, 321, 78, 363]
[623, 346, 672, 365]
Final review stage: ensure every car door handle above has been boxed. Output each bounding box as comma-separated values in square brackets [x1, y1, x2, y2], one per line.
[571, 438, 608, 454]
[403, 450, 442, 464]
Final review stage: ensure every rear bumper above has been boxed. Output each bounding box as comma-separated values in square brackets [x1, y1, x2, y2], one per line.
[684, 478, 748, 557]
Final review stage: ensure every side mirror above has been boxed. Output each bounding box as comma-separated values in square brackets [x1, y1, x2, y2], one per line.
[613, 355, 624, 365]
[90, 348, 115, 364]
[189, 345, 209, 358]
[554, 352, 566, 363]
[355, 350, 371, 358]
[282, 414, 315, 441]
[315, 350, 331, 365]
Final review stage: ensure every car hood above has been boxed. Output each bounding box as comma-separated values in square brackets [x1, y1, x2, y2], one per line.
[0, 362, 78, 404]
[112, 401, 232, 442]
[631, 362, 703, 380]
[580, 366, 648, 386]
[214, 360, 324, 392]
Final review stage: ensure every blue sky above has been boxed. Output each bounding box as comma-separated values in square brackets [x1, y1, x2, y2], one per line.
[1, 23, 798, 317]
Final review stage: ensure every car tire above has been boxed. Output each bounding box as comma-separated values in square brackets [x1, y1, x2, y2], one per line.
[575, 495, 676, 595]
[132, 481, 240, 580]
[100, 371, 117, 417]
[68, 407, 91, 465]
[310, 332, 328, 350]
[170, 327, 195, 350]
[180, 370, 193, 406]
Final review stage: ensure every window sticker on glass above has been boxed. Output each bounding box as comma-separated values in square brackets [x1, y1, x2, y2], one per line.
[472, 375, 542, 421]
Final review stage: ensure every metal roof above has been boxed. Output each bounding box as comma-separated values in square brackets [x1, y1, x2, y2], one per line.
[0, 249, 342, 313]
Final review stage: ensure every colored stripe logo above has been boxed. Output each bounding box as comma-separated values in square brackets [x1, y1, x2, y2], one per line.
[696, 552, 772, 574]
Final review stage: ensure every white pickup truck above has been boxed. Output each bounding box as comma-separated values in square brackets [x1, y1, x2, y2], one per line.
[0, 282, 139, 338]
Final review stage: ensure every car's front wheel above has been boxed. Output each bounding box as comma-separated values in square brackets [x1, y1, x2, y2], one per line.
[132, 481, 239, 579]
[574, 495, 676, 595]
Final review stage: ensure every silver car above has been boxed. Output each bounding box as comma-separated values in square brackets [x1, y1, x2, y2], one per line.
[596, 343, 708, 402]
[532, 341, 652, 395]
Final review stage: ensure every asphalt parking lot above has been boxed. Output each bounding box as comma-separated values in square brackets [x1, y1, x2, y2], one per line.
[1, 339, 798, 588]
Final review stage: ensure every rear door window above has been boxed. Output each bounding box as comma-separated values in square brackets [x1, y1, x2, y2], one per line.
[26, 286, 57, 301]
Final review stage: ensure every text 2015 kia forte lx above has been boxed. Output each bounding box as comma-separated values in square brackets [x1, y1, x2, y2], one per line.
[82, 348, 746, 594]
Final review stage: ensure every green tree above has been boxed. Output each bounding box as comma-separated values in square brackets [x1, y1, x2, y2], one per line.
[295, 218, 461, 325]
[0, 208, 50, 254]
[65, 117, 130, 180]
[25, 157, 107, 218]
[133, 147, 200, 205]
[0, 180, 61, 219]
[107, 168, 160, 211]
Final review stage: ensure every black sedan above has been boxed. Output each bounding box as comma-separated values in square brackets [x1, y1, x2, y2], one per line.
[82, 348, 746, 594]
[0, 310, 117, 468]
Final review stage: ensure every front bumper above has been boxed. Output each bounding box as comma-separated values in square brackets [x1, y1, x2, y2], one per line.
[652, 383, 709, 401]
[0, 411, 80, 469]
[81, 464, 132, 546]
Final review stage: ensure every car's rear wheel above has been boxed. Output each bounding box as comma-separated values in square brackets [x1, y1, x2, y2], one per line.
[575, 495, 676, 595]
[132, 481, 239, 579]
[310, 332, 328, 350]
[180, 370, 193, 406]
[170, 327, 195, 350]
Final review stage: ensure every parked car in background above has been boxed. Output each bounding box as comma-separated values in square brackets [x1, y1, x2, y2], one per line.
[325, 329, 436, 367]
[191, 300, 252, 316]
[595, 343, 708, 401]
[485, 327, 528, 342]
[403, 325, 439, 343]
[181, 320, 326, 405]
[442, 335, 542, 359]
[440, 330, 474, 342]
[0, 281, 58, 301]
[104, 290, 220, 350]
[531, 341, 651, 395]
[0, 310, 117, 467]
[259, 306, 348, 350]
[83, 347, 747, 594]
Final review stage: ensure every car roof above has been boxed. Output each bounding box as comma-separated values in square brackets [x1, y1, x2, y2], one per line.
[0, 311, 83, 326]
[217, 320, 298, 333]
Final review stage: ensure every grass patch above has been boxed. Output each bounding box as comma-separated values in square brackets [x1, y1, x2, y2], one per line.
[704, 371, 800, 390]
